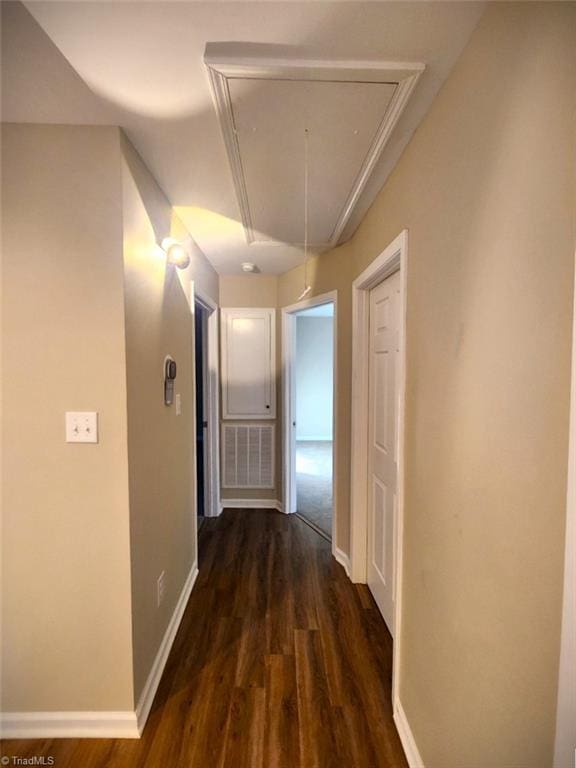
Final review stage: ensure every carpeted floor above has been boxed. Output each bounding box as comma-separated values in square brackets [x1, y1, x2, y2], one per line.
[296, 440, 333, 538]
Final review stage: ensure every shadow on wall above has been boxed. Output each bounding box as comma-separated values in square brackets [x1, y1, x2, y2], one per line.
[1, 0, 482, 269]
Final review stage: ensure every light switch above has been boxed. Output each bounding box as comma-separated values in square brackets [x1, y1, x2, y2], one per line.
[175, 393, 181, 416]
[66, 412, 98, 443]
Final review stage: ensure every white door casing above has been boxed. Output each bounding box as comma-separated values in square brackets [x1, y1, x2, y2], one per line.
[367, 270, 400, 634]
[281, 291, 338, 553]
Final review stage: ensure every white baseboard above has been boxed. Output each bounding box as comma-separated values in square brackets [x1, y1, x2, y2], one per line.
[0, 563, 199, 740]
[334, 546, 351, 578]
[135, 563, 199, 734]
[220, 499, 283, 512]
[296, 436, 333, 442]
[0, 710, 139, 740]
[394, 699, 425, 768]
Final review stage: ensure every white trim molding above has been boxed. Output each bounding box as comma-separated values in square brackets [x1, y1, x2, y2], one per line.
[553, 248, 576, 768]
[349, 230, 408, 705]
[220, 498, 283, 512]
[393, 700, 426, 768]
[204, 43, 424, 248]
[1, 564, 199, 740]
[334, 547, 351, 578]
[0, 711, 139, 740]
[136, 563, 199, 734]
[281, 290, 338, 560]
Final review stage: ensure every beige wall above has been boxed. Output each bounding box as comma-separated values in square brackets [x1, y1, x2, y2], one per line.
[1, 123, 219, 713]
[219, 274, 277, 308]
[1, 124, 134, 710]
[219, 275, 282, 502]
[280, 4, 576, 765]
[121, 135, 218, 701]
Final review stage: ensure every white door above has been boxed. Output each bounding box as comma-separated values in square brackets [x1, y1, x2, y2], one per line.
[221, 308, 276, 419]
[367, 270, 400, 634]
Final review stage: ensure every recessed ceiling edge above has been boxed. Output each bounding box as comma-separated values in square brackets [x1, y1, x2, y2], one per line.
[204, 44, 425, 249]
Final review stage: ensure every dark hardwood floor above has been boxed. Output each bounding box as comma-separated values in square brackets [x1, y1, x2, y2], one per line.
[2, 509, 407, 767]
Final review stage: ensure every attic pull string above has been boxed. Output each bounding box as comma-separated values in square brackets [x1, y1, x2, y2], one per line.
[298, 127, 312, 302]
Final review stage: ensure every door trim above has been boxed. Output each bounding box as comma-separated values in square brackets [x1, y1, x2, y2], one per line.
[282, 290, 338, 556]
[192, 284, 221, 518]
[350, 230, 408, 704]
[553, 246, 576, 768]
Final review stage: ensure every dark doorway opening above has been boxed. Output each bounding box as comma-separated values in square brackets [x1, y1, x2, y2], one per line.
[194, 300, 207, 523]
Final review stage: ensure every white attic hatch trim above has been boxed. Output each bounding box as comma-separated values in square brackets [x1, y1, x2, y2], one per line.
[204, 43, 424, 249]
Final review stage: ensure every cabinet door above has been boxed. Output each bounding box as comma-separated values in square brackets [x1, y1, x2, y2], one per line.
[221, 308, 276, 419]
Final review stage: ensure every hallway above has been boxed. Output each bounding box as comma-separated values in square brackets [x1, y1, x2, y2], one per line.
[3, 509, 407, 767]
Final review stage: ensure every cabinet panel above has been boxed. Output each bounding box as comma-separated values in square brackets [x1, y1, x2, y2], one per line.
[221, 308, 276, 419]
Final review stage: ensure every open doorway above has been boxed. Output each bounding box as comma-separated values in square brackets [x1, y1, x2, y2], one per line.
[283, 292, 337, 544]
[194, 299, 208, 524]
[192, 284, 220, 523]
[295, 305, 334, 537]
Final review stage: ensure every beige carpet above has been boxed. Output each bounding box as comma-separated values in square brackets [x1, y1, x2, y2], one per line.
[296, 441, 333, 538]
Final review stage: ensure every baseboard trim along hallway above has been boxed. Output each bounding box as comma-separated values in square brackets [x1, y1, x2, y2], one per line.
[0, 563, 199, 740]
[334, 546, 351, 577]
[394, 700, 426, 768]
[2, 510, 408, 765]
[220, 499, 284, 512]
[0, 711, 140, 740]
[136, 563, 199, 734]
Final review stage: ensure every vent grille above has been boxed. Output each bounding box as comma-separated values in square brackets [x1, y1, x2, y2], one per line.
[222, 424, 275, 489]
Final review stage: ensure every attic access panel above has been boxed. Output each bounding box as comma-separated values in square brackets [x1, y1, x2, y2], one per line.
[228, 78, 396, 246]
[205, 45, 424, 248]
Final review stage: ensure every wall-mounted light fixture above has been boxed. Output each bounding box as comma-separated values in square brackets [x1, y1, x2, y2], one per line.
[161, 238, 191, 269]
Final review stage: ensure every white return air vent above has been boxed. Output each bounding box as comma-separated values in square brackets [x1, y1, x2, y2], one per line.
[222, 424, 275, 489]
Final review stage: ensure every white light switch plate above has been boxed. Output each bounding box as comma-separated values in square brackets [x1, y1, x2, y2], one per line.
[66, 412, 98, 443]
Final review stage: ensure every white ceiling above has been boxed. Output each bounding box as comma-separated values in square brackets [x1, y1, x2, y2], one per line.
[3, 1, 485, 275]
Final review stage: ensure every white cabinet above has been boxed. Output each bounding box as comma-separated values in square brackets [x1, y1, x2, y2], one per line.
[221, 308, 276, 419]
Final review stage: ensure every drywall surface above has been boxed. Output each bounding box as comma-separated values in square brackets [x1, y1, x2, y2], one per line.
[384, 7, 575, 765]
[121, 134, 216, 702]
[1, 124, 134, 710]
[296, 317, 334, 440]
[279, 4, 576, 765]
[219, 275, 278, 308]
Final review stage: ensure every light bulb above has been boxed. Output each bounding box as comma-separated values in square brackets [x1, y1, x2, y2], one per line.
[166, 243, 190, 269]
[161, 238, 190, 269]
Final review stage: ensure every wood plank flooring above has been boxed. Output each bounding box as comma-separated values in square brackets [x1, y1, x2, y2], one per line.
[2, 509, 408, 768]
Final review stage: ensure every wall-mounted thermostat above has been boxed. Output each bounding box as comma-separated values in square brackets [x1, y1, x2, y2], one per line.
[164, 356, 177, 406]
